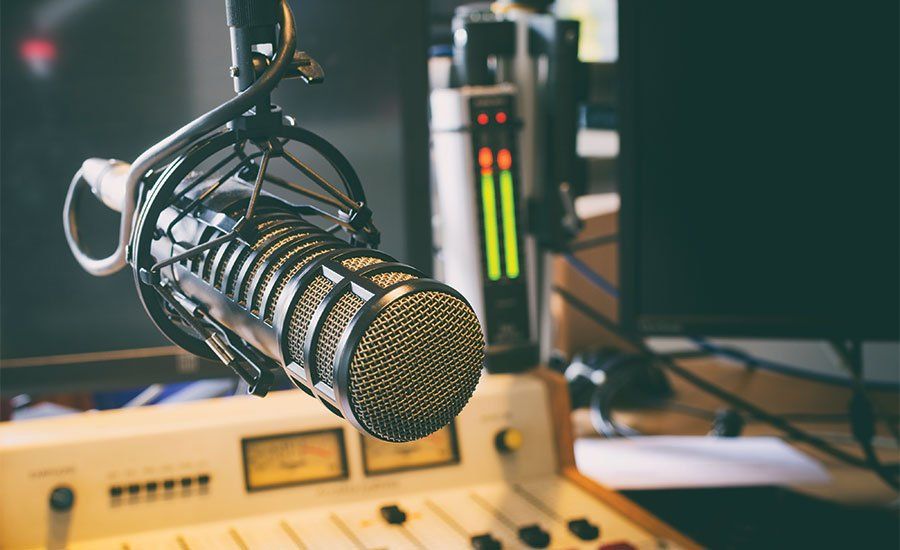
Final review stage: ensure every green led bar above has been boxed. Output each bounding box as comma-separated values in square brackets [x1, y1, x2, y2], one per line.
[481, 170, 502, 281]
[499, 169, 520, 279]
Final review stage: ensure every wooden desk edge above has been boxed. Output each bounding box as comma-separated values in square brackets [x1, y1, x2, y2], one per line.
[530, 368, 702, 550]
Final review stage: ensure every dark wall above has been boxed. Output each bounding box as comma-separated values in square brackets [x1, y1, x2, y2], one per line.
[0, 0, 429, 360]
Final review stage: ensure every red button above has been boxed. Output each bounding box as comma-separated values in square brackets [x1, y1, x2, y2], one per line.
[476, 113, 489, 125]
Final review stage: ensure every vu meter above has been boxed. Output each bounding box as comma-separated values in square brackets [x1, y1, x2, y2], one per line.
[242, 428, 348, 491]
[361, 424, 459, 475]
[431, 85, 537, 372]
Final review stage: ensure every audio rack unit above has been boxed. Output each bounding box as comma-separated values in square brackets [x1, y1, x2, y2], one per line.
[432, 85, 538, 373]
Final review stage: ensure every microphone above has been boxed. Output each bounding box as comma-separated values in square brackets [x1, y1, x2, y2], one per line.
[62, 0, 486, 442]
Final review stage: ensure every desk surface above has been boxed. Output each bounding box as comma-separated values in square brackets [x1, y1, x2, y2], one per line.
[572, 357, 899, 507]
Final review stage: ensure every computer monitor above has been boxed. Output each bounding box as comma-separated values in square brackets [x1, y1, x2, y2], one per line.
[618, 2, 898, 339]
[0, 0, 430, 392]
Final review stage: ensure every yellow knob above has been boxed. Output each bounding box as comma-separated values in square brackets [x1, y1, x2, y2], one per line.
[495, 428, 523, 453]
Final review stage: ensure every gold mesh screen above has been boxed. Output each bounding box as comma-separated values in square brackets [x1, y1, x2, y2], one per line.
[314, 292, 365, 388]
[341, 256, 384, 271]
[286, 275, 335, 368]
[347, 290, 484, 442]
[238, 231, 310, 307]
[368, 271, 415, 288]
[251, 238, 333, 317]
[264, 247, 340, 324]
[253, 225, 294, 249]
[222, 224, 291, 298]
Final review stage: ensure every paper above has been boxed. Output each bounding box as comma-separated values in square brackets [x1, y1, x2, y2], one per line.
[574, 436, 831, 490]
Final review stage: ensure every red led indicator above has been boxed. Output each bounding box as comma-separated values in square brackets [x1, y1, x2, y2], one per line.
[20, 38, 57, 62]
[497, 149, 512, 170]
[478, 147, 494, 169]
[476, 113, 489, 125]
[495, 112, 508, 124]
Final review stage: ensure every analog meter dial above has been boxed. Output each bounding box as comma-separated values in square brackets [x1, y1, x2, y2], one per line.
[242, 429, 347, 491]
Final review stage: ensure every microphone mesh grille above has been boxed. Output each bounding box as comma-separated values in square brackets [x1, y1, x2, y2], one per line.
[239, 231, 311, 307]
[264, 247, 341, 324]
[224, 222, 293, 297]
[347, 290, 484, 442]
[287, 275, 334, 369]
[253, 238, 333, 317]
[315, 292, 365, 388]
[284, 255, 391, 366]
[369, 271, 415, 288]
[341, 256, 384, 271]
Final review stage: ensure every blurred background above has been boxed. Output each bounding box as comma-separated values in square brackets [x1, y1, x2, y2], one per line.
[2, 0, 444, 404]
[0, 0, 622, 397]
[1, 1, 898, 548]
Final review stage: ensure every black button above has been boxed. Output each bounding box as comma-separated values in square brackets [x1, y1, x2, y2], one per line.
[127, 484, 141, 495]
[163, 479, 176, 490]
[518, 524, 550, 548]
[49, 486, 75, 512]
[379, 504, 407, 525]
[198, 474, 210, 486]
[145, 481, 158, 492]
[180, 477, 193, 488]
[471, 533, 502, 550]
[109, 486, 123, 498]
[568, 518, 599, 541]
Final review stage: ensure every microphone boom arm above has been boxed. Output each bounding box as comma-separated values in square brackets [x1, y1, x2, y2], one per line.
[63, 0, 297, 276]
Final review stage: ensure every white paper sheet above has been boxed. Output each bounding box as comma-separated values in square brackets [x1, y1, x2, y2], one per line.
[574, 436, 831, 490]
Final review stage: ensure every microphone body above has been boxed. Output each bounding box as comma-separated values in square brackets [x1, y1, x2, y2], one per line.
[146, 172, 484, 442]
[65, 1, 485, 444]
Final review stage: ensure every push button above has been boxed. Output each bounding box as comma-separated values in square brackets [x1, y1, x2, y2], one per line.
[49, 486, 75, 512]
[568, 517, 599, 540]
[471, 533, 502, 550]
[518, 524, 550, 548]
[379, 504, 407, 525]
[109, 485, 123, 498]
[127, 483, 141, 495]
[494, 428, 523, 454]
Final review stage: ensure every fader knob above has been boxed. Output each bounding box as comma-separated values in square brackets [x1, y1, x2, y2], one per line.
[518, 524, 550, 548]
[471, 533, 502, 550]
[568, 517, 600, 540]
[379, 504, 407, 525]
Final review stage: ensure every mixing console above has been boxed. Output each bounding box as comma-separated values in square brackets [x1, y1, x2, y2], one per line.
[0, 373, 694, 549]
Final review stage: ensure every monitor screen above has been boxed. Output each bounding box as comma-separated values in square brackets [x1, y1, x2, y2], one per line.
[618, 2, 899, 339]
[0, 1, 429, 367]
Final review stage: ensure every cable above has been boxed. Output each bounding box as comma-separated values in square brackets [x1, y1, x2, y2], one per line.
[562, 252, 620, 299]
[692, 336, 900, 391]
[830, 340, 899, 490]
[64, 0, 297, 276]
[560, 253, 900, 391]
[552, 285, 900, 484]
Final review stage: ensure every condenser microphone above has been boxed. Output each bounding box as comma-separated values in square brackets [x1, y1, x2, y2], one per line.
[62, 0, 486, 442]
[78, 155, 485, 443]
